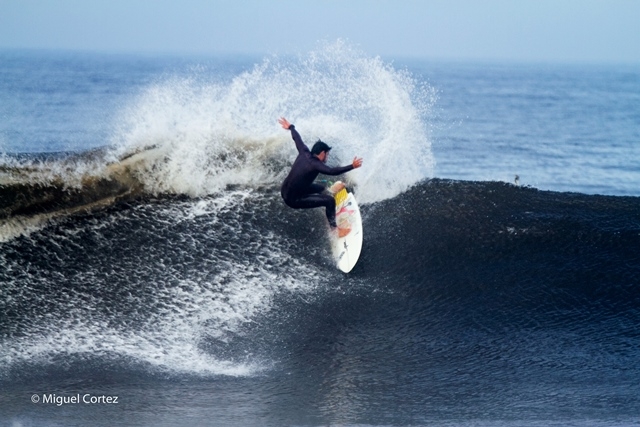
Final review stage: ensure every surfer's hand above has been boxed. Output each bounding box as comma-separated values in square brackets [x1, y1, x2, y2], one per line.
[278, 117, 291, 130]
[352, 157, 363, 169]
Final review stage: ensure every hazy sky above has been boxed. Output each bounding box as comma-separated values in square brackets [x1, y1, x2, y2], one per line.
[1, 0, 639, 63]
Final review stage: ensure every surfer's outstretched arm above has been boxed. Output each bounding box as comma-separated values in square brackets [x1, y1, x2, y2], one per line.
[278, 116, 363, 170]
[279, 117, 308, 154]
[278, 117, 291, 130]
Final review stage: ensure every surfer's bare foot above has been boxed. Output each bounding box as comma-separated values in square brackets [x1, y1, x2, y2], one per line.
[338, 227, 351, 238]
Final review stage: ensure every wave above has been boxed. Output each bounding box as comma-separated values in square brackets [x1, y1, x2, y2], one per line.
[2, 48, 638, 423]
[108, 41, 435, 201]
[0, 189, 325, 378]
[0, 147, 153, 241]
[0, 41, 435, 241]
[1, 178, 638, 381]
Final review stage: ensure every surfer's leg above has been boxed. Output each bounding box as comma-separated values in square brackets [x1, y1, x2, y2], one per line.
[322, 195, 337, 227]
[305, 185, 335, 224]
[308, 183, 325, 194]
[288, 193, 337, 226]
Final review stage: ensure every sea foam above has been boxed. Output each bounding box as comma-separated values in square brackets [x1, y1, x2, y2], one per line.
[110, 41, 436, 203]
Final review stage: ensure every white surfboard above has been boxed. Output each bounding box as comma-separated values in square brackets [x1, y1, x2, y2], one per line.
[331, 188, 363, 273]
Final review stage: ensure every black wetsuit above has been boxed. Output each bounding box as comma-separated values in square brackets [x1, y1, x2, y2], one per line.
[281, 125, 354, 225]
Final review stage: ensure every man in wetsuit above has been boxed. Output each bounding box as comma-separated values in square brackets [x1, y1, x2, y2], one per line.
[278, 117, 363, 232]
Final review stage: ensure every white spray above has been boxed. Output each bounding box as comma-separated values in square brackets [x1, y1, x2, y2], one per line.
[110, 41, 435, 203]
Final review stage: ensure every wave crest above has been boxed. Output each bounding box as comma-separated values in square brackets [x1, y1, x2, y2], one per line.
[110, 41, 436, 203]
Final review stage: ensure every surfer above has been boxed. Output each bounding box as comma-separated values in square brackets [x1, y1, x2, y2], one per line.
[278, 117, 363, 231]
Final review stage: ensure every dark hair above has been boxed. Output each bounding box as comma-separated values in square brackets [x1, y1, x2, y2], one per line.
[311, 140, 332, 155]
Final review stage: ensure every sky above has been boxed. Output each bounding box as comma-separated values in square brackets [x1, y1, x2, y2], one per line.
[1, 0, 639, 63]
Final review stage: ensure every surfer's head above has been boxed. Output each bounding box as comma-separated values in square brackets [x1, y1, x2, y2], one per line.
[311, 140, 332, 162]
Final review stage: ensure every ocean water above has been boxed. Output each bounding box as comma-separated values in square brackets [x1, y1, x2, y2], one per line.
[1, 43, 639, 426]
[423, 61, 640, 195]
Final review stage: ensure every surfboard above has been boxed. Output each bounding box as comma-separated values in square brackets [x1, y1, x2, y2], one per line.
[331, 188, 363, 273]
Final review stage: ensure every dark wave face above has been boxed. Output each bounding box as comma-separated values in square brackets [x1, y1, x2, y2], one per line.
[1, 179, 639, 426]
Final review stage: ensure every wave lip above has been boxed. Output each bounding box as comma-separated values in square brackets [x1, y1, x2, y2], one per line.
[0, 147, 159, 241]
[1, 41, 436, 240]
[108, 40, 436, 203]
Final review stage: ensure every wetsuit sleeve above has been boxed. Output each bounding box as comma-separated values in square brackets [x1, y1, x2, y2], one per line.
[289, 125, 309, 155]
[314, 162, 354, 176]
